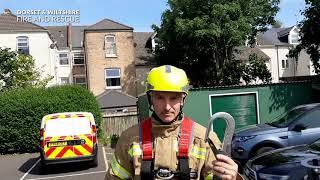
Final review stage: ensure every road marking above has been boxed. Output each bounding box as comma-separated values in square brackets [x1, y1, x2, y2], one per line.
[26, 170, 106, 180]
[19, 158, 41, 180]
[102, 146, 108, 171]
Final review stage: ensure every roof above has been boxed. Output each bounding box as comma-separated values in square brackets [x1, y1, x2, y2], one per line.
[0, 10, 47, 32]
[45, 26, 68, 49]
[234, 46, 270, 61]
[277, 26, 294, 37]
[134, 32, 156, 66]
[86, 18, 133, 31]
[71, 26, 87, 48]
[97, 90, 137, 109]
[256, 28, 293, 46]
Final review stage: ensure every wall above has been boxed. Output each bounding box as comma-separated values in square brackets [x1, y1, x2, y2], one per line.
[0, 32, 58, 86]
[85, 31, 136, 97]
[138, 82, 315, 128]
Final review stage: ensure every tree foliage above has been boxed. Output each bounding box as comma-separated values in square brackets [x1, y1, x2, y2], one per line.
[0, 48, 52, 91]
[289, 0, 320, 74]
[153, 0, 280, 87]
[272, 20, 282, 28]
[241, 53, 272, 84]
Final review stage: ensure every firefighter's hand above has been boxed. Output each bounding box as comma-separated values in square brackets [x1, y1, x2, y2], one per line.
[211, 154, 238, 180]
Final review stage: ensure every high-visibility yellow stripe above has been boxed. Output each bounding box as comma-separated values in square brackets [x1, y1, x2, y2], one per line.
[111, 155, 132, 179]
[128, 143, 142, 157]
[47, 147, 63, 159]
[173, 140, 178, 152]
[74, 135, 93, 155]
[190, 145, 206, 160]
[63, 148, 75, 158]
[205, 173, 214, 180]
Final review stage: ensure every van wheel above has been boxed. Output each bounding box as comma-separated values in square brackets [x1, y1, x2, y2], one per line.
[255, 146, 276, 156]
[40, 160, 48, 173]
[91, 153, 98, 167]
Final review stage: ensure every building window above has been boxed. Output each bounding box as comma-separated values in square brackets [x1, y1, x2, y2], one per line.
[59, 53, 69, 65]
[291, 34, 299, 44]
[73, 76, 86, 87]
[105, 35, 117, 57]
[60, 77, 69, 85]
[17, 36, 29, 55]
[282, 59, 289, 69]
[73, 52, 84, 65]
[105, 68, 121, 89]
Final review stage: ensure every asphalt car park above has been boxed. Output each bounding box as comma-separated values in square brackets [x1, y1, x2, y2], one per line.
[0, 145, 108, 180]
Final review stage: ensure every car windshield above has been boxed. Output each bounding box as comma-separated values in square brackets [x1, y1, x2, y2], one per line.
[309, 139, 320, 152]
[269, 107, 308, 128]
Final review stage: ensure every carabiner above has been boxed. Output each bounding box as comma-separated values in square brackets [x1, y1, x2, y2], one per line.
[205, 112, 235, 157]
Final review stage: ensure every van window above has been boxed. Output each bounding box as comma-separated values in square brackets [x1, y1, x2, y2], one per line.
[45, 117, 91, 137]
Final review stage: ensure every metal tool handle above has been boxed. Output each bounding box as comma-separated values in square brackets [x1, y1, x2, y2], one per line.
[205, 112, 235, 157]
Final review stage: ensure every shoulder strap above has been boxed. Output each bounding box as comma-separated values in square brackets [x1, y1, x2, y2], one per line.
[179, 116, 194, 180]
[140, 118, 154, 179]
[140, 117, 195, 180]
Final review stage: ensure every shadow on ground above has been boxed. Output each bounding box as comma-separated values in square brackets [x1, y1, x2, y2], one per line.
[18, 156, 94, 175]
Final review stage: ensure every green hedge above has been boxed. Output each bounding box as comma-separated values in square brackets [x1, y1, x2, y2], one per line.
[0, 85, 102, 154]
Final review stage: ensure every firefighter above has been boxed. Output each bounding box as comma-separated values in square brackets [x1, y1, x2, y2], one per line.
[105, 65, 242, 180]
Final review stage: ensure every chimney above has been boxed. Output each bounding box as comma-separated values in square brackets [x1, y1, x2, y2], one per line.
[4, 9, 12, 14]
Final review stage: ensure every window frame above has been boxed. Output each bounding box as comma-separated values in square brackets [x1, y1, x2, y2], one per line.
[73, 51, 85, 66]
[59, 53, 69, 66]
[60, 77, 70, 85]
[281, 59, 289, 69]
[16, 36, 29, 55]
[73, 75, 86, 87]
[105, 68, 121, 89]
[104, 35, 117, 57]
[290, 33, 299, 44]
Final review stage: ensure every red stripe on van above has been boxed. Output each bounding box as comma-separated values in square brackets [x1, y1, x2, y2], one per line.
[58, 136, 67, 140]
[45, 147, 56, 157]
[82, 143, 92, 153]
[73, 147, 83, 156]
[56, 147, 72, 158]
[76, 114, 85, 117]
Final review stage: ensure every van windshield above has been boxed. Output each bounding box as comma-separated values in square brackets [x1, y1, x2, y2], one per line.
[45, 117, 91, 137]
[269, 107, 308, 128]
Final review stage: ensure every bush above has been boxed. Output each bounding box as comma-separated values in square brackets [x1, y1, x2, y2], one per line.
[0, 85, 103, 154]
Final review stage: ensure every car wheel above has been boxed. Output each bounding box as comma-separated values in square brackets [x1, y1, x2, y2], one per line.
[255, 146, 276, 156]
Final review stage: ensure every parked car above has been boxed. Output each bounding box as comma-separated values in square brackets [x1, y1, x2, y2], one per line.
[39, 112, 98, 171]
[244, 138, 320, 180]
[232, 103, 320, 166]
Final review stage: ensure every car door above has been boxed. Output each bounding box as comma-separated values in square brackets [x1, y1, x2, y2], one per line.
[288, 109, 320, 146]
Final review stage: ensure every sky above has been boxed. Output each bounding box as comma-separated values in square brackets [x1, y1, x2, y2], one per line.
[0, 0, 306, 32]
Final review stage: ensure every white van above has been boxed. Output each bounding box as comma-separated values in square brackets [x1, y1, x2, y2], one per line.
[39, 112, 98, 169]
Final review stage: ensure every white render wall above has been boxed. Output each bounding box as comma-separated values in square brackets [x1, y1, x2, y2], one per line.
[259, 45, 314, 82]
[259, 46, 280, 83]
[55, 50, 72, 85]
[0, 32, 58, 86]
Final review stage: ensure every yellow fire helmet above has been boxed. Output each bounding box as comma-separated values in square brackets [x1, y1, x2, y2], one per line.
[146, 65, 189, 94]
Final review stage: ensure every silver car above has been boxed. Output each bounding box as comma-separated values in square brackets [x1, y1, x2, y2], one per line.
[232, 103, 320, 166]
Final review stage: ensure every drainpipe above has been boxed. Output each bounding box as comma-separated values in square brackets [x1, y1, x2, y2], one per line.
[276, 45, 280, 82]
[68, 23, 73, 83]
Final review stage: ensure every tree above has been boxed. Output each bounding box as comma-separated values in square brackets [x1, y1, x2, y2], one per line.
[289, 0, 320, 74]
[272, 20, 282, 28]
[241, 53, 272, 84]
[0, 48, 52, 91]
[153, 0, 280, 87]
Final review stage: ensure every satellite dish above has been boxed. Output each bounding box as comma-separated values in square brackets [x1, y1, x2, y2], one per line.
[50, 44, 55, 49]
